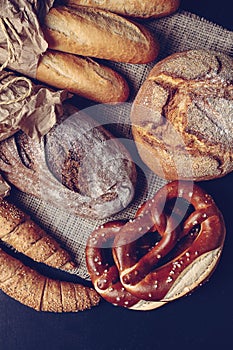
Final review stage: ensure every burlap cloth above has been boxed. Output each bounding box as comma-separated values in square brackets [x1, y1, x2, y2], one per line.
[11, 10, 233, 280]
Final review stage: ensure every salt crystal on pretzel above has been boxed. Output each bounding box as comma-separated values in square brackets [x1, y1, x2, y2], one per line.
[86, 181, 226, 310]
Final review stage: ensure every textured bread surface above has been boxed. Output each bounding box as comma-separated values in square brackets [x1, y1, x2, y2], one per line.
[36, 50, 129, 103]
[43, 5, 159, 63]
[0, 199, 76, 270]
[0, 248, 100, 312]
[0, 104, 136, 219]
[65, 0, 180, 19]
[131, 50, 233, 181]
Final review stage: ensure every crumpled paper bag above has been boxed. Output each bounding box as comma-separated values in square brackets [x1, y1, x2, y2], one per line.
[0, 0, 54, 77]
[0, 173, 10, 197]
[0, 69, 70, 197]
[0, 0, 71, 145]
[0, 70, 69, 141]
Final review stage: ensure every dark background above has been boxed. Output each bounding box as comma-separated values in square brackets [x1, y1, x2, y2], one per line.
[0, 1, 233, 349]
[182, 0, 233, 31]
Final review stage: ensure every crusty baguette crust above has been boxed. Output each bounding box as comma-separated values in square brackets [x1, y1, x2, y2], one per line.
[65, 0, 180, 19]
[0, 248, 100, 312]
[0, 199, 76, 270]
[36, 50, 129, 103]
[131, 50, 233, 181]
[43, 6, 159, 63]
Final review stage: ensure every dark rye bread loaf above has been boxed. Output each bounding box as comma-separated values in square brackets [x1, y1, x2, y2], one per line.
[131, 50, 233, 181]
[0, 104, 136, 219]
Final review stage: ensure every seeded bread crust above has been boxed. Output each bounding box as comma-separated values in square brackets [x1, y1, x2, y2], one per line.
[131, 50, 233, 181]
[0, 248, 100, 312]
[0, 199, 76, 270]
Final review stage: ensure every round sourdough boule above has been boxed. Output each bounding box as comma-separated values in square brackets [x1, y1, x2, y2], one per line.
[130, 50, 233, 181]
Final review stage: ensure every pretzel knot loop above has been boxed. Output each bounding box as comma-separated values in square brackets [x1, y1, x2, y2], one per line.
[86, 181, 226, 310]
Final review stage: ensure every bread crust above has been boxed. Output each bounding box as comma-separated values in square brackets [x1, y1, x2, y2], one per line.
[43, 6, 159, 63]
[0, 248, 100, 312]
[86, 181, 226, 310]
[36, 50, 129, 103]
[0, 199, 76, 270]
[0, 104, 136, 219]
[131, 50, 233, 181]
[65, 0, 180, 19]
[0, 199, 100, 312]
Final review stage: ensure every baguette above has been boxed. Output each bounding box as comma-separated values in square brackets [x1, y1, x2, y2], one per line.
[0, 248, 100, 312]
[36, 50, 129, 103]
[64, 0, 180, 19]
[42, 5, 159, 64]
[0, 199, 76, 270]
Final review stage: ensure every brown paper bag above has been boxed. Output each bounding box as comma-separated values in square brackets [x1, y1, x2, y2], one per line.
[0, 0, 54, 77]
[0, 68, 70, 197]
[0, 1, 71, 143]
[0, 70, 69, 141]
[0, 1, 74, 197]
[0, 173, 10, 197]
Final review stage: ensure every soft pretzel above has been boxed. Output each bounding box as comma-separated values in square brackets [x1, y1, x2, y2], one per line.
[86, 181, 226, 310]
[86, 221, 141, 308]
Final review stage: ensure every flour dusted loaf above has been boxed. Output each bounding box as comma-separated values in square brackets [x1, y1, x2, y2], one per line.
[36, 50, 129, 103]
[64, 0, 180, 19]
[131, 50, 233, 181]
[0, 104, 136, 219]
[43, 5, 159, 63]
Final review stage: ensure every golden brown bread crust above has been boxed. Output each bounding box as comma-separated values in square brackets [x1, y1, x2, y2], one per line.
[36, 50, 129, 103]
[0, 199, 76, 270]
[0, 248, 100, 312]
[65, 0, 180, 19]
[131, 50, 233, 181]
[86, 181, 226, 310]
[43, 5, 159, 64]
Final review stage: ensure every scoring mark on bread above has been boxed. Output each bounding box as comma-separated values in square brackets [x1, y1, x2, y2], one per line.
[131, 50, 233, 180]
[45, 6, 149, 45]
[1, 249, 101, 312]
[40, 53, 116, 86]
[14, 132, 34, 170]
[147, 66, 233, 150]
[0, 199, 76, 270]
[63, 5, 150, 44]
